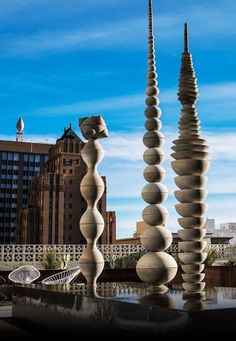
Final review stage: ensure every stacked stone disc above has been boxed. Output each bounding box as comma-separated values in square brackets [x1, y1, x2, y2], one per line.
[136, 0, 177, 292]
[171, 23, 210, 299]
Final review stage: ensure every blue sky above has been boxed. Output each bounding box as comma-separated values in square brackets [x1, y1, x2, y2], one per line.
[1, 0, 236, 238]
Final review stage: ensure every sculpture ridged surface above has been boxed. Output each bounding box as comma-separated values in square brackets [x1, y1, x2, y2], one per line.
[78, 116, 108, 290]
[136, 0, 177, 292]
[171, 23, 210, 299]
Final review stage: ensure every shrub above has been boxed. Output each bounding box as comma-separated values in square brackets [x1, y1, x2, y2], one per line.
[105, 251, 146, 269]
[58, 254, 70, 269]
[41, 250, 60, 269]
[226, 257, 236, 266]
[204, 248, 217, 266]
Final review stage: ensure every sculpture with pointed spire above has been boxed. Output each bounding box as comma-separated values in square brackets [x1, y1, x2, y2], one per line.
[16, 116, 24, 142]
[171, 23, 210, 299]
[136, 0, 177, 293]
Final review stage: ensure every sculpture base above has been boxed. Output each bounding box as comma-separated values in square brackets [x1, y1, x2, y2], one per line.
[11, 283, 236, 337]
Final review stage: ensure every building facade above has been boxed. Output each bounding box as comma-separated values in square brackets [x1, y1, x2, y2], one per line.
[0, 140, 51, 243]
[17, 125, 111, 244]
[220, 222, 236, 231]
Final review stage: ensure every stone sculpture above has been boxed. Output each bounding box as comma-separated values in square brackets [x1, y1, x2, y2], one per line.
[79, 116, 108, 290]
[136, 0, 177, 293]
[171, 23, 210, 299]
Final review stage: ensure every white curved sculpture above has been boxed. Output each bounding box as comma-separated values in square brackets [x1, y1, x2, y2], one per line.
[42, 266, 81, 285]
[78, 116, 108, 290]
[136, 0, 177, 292]
[8, 265, 40, 284]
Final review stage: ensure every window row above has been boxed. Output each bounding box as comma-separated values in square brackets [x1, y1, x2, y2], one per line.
[0, 188, 18, 194]
[0, 198, 17, 203]
[1, 160, 19, 166]
[1, 169, 18, 175]
[1, 179, 18, 185]
[0, 217, 15, 222]
[1, 152, 19, 161]
[0, 207, 17, 212]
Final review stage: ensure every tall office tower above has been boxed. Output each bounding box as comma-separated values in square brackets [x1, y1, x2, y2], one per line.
[0, 118, 51, 244]
[18, 124, 108, 244]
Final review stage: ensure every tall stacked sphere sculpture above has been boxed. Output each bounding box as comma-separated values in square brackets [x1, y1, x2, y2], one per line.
[79, 116, 108, 290]
[171, 24, 210, 299]
[136, 0, 177, 292]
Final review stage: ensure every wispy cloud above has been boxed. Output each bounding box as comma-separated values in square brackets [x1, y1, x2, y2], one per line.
[30, 94, 145, 116]
[2, 1, 236, 57]
[0, 17, 146, 57]
[27, 81, 236, 118]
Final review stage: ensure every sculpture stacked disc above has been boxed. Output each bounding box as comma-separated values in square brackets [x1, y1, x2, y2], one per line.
[78, 116, 108, 290]
[171, 24, 210, 299]
[136, 0, 177, 292]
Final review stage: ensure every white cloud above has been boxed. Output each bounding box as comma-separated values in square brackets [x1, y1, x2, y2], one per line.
[30, 94, 145, 117]
[26, 81, 236, 119]
[2, 128, 236, 237]
[2, 1, 236, 57]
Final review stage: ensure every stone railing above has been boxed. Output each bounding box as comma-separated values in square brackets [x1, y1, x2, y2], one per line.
[0, 243, 234, 270]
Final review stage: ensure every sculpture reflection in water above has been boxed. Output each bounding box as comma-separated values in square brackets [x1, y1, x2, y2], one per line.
[78, 116, 108, 296]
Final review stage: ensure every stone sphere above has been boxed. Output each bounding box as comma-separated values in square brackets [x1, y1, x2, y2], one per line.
[143, 148, 165, 165]
[147, 79, 157, 87]
[136, 252, 178, 285]
[144, 106, 161, 118]
[141, 183, 168, 204]
[145, 96, 159, 106]
[142, 204, 168, 226]
[143, 165, 165, 182]
[143, 131, 164, 148]
[140, 226, 172, 251]
[147, 71, 157, 79]
[145, 117, 162, 131]
[145, 86, 159, 96]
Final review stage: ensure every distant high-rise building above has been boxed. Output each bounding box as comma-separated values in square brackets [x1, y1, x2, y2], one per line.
[17, 124, 113, 244]
[0, 118, 51, 243]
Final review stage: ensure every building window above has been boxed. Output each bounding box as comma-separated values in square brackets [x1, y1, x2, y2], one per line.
[69, 193, 72, 198]
[69, 180, 72, 185]
[69, 203, 72, 209]
[69, 214, 72, 219]
[63, 169, 66, 174]
[69, 224, 72, 230]
[68, 235, 72, 241]
[70, 169, 73, 174]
